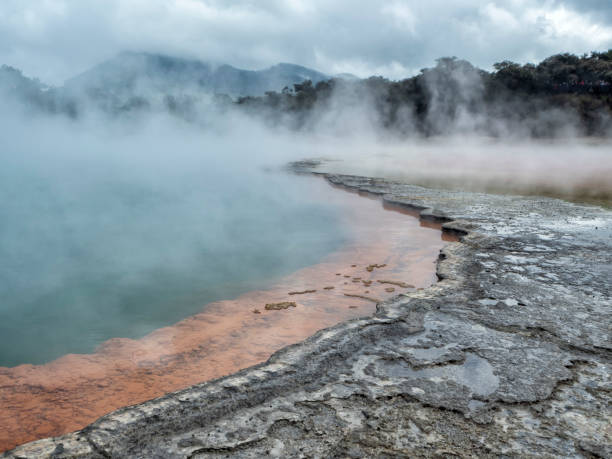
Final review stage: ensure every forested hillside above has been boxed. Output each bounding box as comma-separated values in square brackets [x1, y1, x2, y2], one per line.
[237, 51, 612, 137]
[2, 51, 611, 137]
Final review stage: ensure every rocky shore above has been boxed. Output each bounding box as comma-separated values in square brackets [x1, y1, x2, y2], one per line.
[5, 166, 611, 458]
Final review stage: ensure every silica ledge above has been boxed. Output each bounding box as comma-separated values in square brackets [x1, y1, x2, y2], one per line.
[4, 166, 611, 458]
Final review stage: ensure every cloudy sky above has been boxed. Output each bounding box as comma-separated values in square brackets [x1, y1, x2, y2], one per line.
[1, 0, 612, 85]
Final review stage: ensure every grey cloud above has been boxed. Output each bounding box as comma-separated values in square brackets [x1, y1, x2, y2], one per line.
[558, 0, 612, 21]
[1, 0, 611, 85]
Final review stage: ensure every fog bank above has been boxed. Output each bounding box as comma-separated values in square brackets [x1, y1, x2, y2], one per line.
[0, 111, 349, 366]
[1, 56, 611, 365]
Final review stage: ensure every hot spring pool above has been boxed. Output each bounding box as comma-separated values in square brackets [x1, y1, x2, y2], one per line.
[0, 167, 349, 367]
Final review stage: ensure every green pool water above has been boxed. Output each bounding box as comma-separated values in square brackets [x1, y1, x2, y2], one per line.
[0, 135, 348, 367]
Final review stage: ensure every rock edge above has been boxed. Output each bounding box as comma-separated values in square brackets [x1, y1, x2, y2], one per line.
[5, 171, 611, 458]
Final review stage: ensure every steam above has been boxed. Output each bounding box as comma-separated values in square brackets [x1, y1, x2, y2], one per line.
[1, 51, 611, 366]
[0, 107, 349, 366]
[229, 57, 612, 204]
[310, 137, 612, 204]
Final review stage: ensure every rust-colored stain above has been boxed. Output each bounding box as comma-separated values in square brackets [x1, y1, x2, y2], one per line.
[0, 182, 458, 452]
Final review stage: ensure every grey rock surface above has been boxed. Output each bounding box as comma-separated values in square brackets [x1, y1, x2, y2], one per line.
[5, 168, 611, 458]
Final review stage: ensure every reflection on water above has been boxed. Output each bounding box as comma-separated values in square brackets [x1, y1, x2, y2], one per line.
[0, 178, 457, 452]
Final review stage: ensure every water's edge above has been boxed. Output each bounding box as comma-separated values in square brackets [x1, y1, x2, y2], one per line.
[0, 174, 452, 451]
[4, 169, 611, 457]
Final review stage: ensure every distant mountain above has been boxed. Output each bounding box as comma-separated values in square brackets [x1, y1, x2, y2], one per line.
[0, 65, 45, 94]
[64, 52, 329, 98]
[0, 65, 79, 115]
[0, 52, 333, 117]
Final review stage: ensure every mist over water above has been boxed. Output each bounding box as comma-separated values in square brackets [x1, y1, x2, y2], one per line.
[2, 50, 612, 368]
[2, 102, 610, 368]
[309, 136, 612, 205]
[0, 115, 349, 367]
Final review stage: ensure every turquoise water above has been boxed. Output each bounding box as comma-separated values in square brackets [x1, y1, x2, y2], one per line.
[0, 132, 348, 367]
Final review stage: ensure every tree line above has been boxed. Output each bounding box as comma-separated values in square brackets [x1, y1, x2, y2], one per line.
[236, 51, 612, 137]
[2, 50, 611, 137]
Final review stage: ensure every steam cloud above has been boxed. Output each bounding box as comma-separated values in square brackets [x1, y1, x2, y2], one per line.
[0, 107, 349, 365]
[1, 48, 611, 365]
